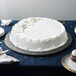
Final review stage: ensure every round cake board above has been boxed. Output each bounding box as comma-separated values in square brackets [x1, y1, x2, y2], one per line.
[4, 32, 72, 56]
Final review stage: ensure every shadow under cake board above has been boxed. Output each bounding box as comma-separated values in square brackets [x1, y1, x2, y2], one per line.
[4, 32, 72, 56]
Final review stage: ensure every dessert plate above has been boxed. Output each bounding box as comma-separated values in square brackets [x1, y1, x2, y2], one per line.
[4, 32, 72, 56]
[62, 54, 76, 73]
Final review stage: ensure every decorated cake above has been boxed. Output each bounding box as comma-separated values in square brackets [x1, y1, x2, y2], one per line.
[10, 17, 68, 52]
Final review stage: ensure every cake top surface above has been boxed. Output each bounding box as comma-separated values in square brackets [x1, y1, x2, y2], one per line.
[11, 17, 65, 41]
[72, 50, 76, 56]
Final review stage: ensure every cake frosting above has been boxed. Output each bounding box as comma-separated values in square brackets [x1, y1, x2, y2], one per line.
[10, 17, 68, 52]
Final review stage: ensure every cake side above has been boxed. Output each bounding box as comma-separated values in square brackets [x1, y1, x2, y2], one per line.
[10, 31, 68, 51]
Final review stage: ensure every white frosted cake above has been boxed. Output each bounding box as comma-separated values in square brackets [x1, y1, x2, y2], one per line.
[10, 17, 68, 52]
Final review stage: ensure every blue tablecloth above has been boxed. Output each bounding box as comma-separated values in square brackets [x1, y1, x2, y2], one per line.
[0, 20, 76, 67]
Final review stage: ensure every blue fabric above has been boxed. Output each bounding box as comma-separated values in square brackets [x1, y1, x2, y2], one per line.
[0, 20, 76, 67]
